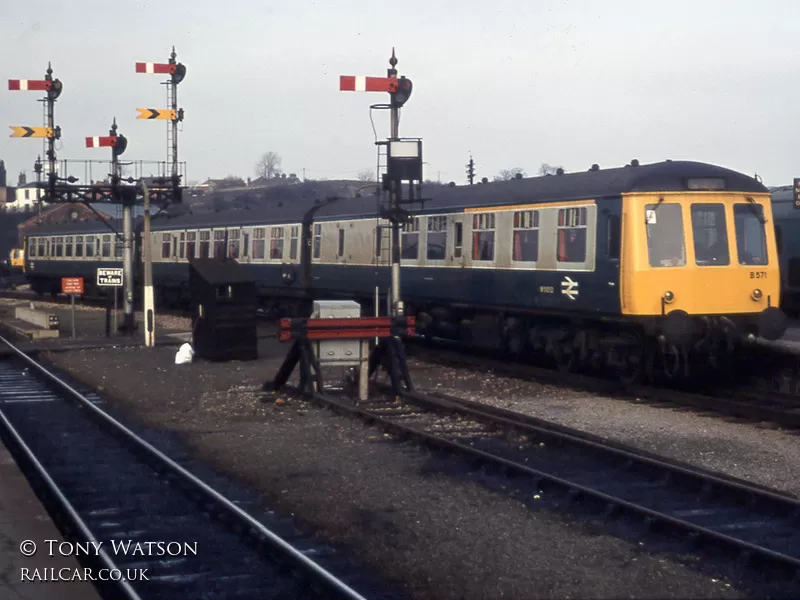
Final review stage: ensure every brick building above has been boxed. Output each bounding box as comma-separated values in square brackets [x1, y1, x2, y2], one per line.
[16, 203, 109, 246]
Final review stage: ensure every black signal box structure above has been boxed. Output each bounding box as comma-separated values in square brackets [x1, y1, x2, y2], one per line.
[387, 139, 423, 182]
[189, 258, 258, 361]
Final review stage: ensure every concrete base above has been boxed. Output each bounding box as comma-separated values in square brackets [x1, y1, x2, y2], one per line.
[0, 320, 60, 341]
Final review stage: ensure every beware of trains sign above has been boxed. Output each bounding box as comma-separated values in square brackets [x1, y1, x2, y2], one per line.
[97, 268, 123, 287]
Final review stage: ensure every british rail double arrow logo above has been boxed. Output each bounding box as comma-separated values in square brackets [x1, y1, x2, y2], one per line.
[9, 126, 53, 138]
[136, 108, 176, 120]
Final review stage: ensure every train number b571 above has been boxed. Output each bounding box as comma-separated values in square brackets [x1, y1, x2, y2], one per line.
[750, 271, 768, 279]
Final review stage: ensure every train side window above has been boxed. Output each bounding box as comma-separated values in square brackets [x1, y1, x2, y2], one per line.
[38, 238, 45, 258]
[178, 233, 186, 259]
[646, 203, 685, 267]
[427, 216, 447, 260]
[186, 232, 197, 259]
[289, 226, 299, 260]
[161, 233, 172, 259]
[453, 222, 463, 258]
[213, 231, 226, 258]
[691, 203, 729, 266]
[337, 228, 345, 258]
[472, 213, 495, 261]
[313, 224, 322, 259]
[228, 232, 240, 259]
[199, 231, 211, 258]
[606, 214, 620, 260]
[734, 204, 767, 265]
[252, 228, 265, 259]
[556, 207, 587, 263]
[115, 236, 124, 259]
[65, 236, 73, 258]
[55, 237, 64, 258]
[241, 232, 250, 258]
[270, 227, 284, 260]
[401, 217, 420, 260]
[85, 235, 95, 258]
[512, 210, 539, 262]
[102, 235, 112, 258]
[75, 235, 84, 258]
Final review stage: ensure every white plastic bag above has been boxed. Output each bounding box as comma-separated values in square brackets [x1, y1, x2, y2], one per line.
[174, 342, 194, 365]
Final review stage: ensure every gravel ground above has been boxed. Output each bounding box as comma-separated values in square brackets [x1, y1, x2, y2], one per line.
[36, 342, 751, 600]
[407, 359, 800, 497]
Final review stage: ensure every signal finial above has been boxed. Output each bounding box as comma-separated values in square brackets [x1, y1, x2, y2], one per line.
[171, 46, 177, 63]
[46, 62, 53, 79]
[389, 47, 397, 68]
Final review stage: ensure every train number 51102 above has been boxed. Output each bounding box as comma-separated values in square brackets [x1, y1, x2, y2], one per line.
[750, 271, 767, 279]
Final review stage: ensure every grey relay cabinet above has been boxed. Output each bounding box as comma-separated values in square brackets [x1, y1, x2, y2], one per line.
[311, 300, 362, 367]
[189, 258, 258, 361]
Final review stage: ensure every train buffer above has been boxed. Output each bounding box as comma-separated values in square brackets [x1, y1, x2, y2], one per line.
[267, 313, 417, 400]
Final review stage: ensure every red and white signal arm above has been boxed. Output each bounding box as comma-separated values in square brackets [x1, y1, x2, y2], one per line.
[339, 76, 398, 93]
[135, 62, 175, 75]
[8, 79, 50, 91]
[85, 136, 118, 148]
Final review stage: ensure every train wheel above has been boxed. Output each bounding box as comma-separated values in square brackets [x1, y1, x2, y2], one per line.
[618, 341, 646, 385]
[661, 344, 683, 379]
[553, 338, 578, 373]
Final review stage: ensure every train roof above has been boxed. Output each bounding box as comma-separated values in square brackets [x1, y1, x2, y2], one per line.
[24, 160, 766, 235]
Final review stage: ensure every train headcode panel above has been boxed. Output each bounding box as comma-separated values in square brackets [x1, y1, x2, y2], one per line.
[794, 178, 800, 209]
[61, 277, 84, 296]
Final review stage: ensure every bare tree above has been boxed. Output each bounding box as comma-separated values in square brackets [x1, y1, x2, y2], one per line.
[357, 169, 374, 182]
[538, 163, 563, 176]
[255, 152, 282, 179]
[493, 167, 526, 182]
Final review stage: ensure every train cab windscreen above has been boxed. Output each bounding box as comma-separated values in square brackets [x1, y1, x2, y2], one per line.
[691, 204, 730, 266]
[646, 203, 686, 267]
[734, 204, 768, 265]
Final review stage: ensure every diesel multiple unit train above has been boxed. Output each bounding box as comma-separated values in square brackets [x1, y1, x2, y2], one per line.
[19, 160, 788, 379]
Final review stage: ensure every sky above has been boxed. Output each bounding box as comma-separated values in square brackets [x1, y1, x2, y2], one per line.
[1, 0, 799, 188]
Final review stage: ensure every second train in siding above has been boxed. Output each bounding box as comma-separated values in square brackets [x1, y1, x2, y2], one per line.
[23, 159, 788, 380]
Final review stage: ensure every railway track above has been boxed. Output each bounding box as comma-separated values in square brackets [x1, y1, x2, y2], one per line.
[0, 334, 375, 600]
[405, 339, 800, 430]
[278, 379, 800, 595]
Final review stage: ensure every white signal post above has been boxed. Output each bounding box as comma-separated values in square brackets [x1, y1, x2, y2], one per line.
[141, 180, 155, 347]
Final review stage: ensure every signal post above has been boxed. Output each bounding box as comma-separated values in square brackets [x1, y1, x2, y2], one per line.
[136, 47, 186, 203]
[85, 120, 135, 334]
[340, 48, 419, 318]
[334, 49, 422, 396]
[8, 64, 63, 208]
